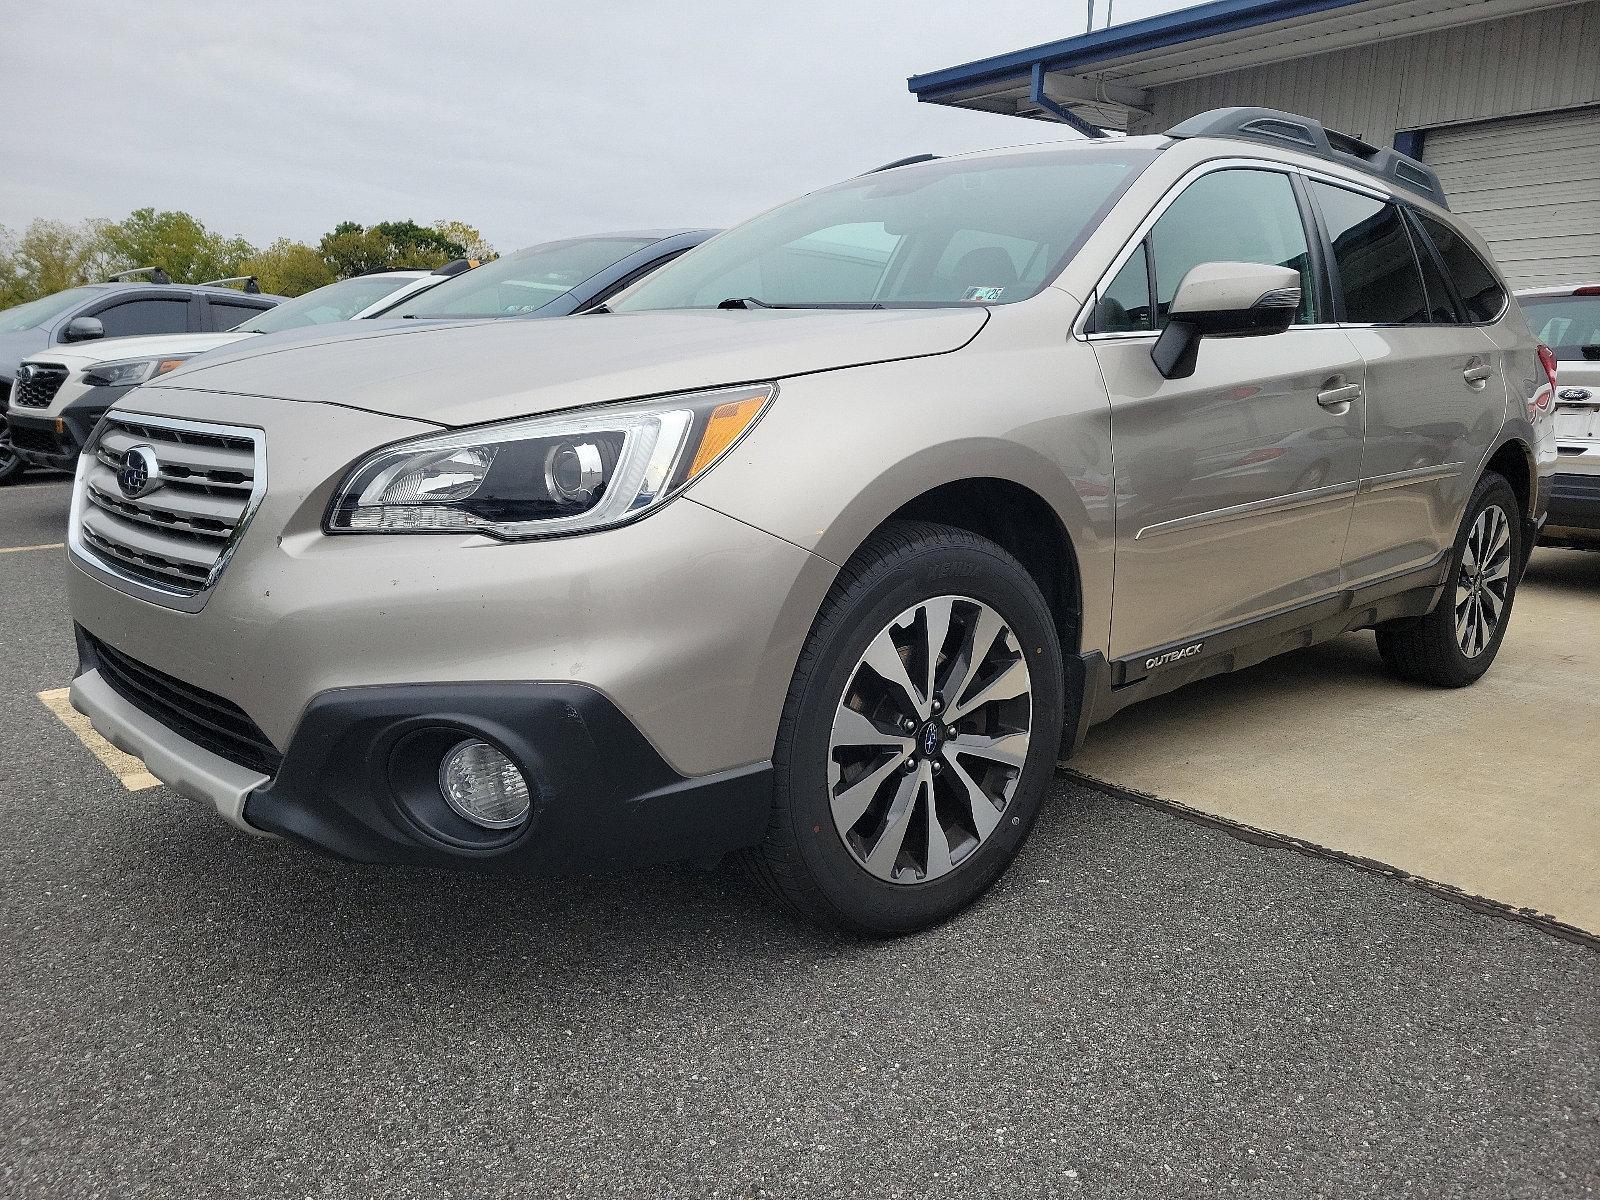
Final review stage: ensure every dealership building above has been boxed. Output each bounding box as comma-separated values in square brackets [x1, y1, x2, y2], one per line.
[909, 0, 1599, 287]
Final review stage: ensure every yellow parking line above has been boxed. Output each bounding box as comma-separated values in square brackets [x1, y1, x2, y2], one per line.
[37, 687, 161, 791]
[0, 542, 64, 554]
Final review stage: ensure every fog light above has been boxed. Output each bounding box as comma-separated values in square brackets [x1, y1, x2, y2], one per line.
[438, 740, 530, 829]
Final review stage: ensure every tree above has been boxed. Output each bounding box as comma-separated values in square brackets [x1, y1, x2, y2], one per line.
[97, 208, 256, 284]
[317, 219, 471, 276]
[0, 218, 117, 308]
[238, 238, 334, 297]
[431, 220, 497, 262]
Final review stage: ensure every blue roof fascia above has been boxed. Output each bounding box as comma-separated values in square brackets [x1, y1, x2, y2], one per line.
[907, 0, 1372, 100]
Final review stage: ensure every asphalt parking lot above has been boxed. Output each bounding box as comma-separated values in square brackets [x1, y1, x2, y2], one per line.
[3, 477, 1598, 1198]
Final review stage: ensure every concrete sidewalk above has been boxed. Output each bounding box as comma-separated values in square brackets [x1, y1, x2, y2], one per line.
[1069, 548, 1600, 935]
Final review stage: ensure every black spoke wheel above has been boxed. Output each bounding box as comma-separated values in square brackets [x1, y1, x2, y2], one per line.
[743, 520, 1067, 935]
[1376, 472, 1523, 687]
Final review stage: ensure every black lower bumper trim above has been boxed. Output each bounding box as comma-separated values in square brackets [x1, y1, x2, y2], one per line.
[242, 682, 772, 870]
[1544, 472, 1600, 537]
[6, 405, 107, 470]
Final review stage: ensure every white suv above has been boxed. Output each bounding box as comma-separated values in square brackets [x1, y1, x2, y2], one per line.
[5, 270, 454, 472]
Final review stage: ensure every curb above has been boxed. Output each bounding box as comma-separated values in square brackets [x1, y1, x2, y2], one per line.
[1058, 765, 1600, 953]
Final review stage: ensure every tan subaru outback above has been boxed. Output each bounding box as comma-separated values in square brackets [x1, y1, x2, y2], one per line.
[68, 108, 1557, 933]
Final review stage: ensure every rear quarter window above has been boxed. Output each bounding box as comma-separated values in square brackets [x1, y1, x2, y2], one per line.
[1415, 213, 1507, 323]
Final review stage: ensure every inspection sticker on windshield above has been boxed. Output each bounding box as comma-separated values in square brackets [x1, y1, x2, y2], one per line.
[963, 286, 1006, 302]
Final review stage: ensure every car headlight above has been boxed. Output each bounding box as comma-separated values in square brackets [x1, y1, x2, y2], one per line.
[327, 383, 775, 538]
[82, 356, 192, 388]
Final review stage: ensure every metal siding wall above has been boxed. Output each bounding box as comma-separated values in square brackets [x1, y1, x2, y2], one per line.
[1398, 4, 1600, 127]
[1134, 1, 1600, 141]
[1425, 110, 1600, 287]
[1136, 41, 1408, 141]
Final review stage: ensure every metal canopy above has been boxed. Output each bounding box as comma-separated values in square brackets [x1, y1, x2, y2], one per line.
[907, 0, 1584, 134]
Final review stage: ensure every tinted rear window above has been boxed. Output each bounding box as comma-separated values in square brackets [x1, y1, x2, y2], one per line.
[1520, 295, 1600, 361]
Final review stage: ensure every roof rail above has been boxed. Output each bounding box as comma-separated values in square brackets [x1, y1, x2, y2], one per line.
[863, 153, 940, 175]
[198, 275, 262, 294]
[1165, 107, 1449, 209]
[108, 266, 172, 285]
[432, 258, 477, 276]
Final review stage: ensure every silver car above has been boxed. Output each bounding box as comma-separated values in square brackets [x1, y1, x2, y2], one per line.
[66, 108, 1556, 933]
[1516, 284, 1600, 548]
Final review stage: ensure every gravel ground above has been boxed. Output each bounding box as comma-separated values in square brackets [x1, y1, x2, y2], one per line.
[2, 480, 1597, 1199]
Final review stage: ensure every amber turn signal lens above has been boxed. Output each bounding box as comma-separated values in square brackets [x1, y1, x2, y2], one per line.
[687, 396, 766, 478]
[154, 359, 187, 377]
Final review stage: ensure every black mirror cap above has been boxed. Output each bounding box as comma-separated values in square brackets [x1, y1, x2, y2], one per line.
[1150, 301, 1297, 380]
[62, 316, 106, 343]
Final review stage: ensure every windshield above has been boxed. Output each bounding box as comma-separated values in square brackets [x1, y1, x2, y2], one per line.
[234, 274, 422, 333]
[1521, 294, 1600, 361]
[0, 287, 102, 333]
[613, 148, 1156, 312]
[388, 237, 657, 319]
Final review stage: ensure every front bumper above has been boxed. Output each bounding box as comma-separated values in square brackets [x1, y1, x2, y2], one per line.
[6, 406, 103, 470]
[71, 628, 772, 868]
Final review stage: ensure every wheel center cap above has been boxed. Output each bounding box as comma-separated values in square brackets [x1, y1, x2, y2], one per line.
[919, 721, 947, 759]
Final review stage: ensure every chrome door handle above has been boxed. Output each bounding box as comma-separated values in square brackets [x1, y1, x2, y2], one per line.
[1317, 382, 1362, 409]
[1463, 362, 1493, 387]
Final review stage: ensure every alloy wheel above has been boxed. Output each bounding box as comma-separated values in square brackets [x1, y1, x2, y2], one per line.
[827, 595, 1032, 885]
[0, 417, 16, 476]
[1455, 503, 1512, 658]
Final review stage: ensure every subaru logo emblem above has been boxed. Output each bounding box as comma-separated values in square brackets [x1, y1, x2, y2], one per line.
[921, 723, 944, 758]
[118, 445, 161, 499]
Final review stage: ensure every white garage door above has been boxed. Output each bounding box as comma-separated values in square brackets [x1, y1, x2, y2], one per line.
[1424, 109, 1600, 289]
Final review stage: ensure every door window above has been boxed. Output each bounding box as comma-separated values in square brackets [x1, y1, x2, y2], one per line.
[1413, 212, 1507, 323]
[1310, 183, 1430, 325]
[1149, 169, 1318, 325]
[1094, 243, 1154, 333]
[207, 299, 270, 330]
[91, 297, 191, 338]
[1406, 214, 1460, 323]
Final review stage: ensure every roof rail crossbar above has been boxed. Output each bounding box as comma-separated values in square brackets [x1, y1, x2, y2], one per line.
[1165, 107, 1449, 209]
[198, 275, 262, 293]
[863, 153, 941, 175]
[107, 266, 172, 285]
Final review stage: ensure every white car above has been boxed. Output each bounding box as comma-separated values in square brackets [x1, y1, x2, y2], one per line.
[4, 268, 461, 471]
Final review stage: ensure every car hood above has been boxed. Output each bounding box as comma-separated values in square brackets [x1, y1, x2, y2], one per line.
[26, 331, 251, 372]
[144, 307, 990, 427]
[0, 329, 50, 379]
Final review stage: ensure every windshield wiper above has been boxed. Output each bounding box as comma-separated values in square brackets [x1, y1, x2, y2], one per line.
[717, 297, 884, 311]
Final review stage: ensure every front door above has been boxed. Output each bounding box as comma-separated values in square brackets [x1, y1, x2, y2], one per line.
[1089, 166, 1366, 664]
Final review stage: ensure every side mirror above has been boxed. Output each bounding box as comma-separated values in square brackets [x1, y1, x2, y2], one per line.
[62, 316, 105, 343]
[1151, 262, 1301, 380]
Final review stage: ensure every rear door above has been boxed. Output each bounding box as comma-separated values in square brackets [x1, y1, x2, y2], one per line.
[204, 295, 274, 331]
[1090, 164, 1366, 664]
[1308, 180, 1510, 584]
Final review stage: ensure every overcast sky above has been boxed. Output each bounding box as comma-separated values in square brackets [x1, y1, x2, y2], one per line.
[4, 0, 1191, 254]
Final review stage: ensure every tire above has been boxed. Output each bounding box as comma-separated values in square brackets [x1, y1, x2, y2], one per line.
[743, 519, 1068, 935]
[1375, 471, 1522, 688]
[0, 416, 23, 486]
